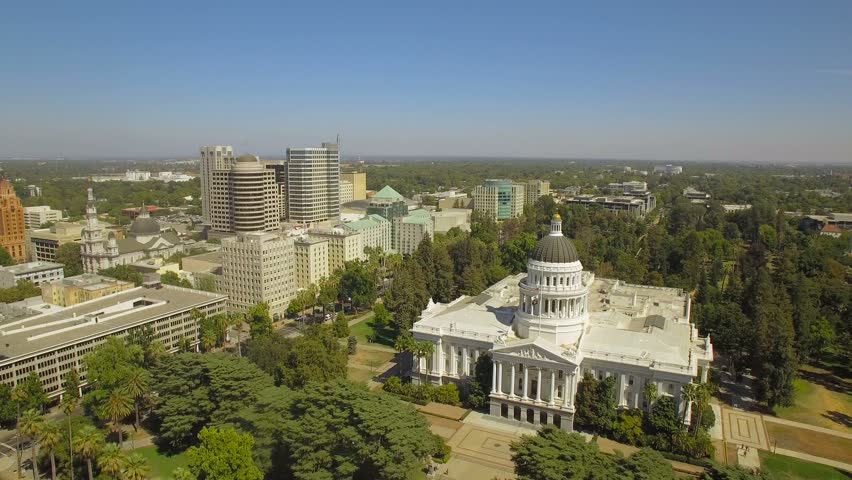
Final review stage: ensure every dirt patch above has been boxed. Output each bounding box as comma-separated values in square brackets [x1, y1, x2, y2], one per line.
[765, 422, 852, 464]
[349, 348, 395, 368]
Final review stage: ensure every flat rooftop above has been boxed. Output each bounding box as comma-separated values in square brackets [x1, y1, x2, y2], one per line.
[415, 273, 703, 369]
[0, 285, 226, 361]
[1, 261, 64, 275]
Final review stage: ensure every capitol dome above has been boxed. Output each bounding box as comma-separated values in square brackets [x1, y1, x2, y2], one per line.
[531, 214, 579, 264]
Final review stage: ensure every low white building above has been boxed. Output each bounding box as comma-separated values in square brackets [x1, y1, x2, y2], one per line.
[23, 206, 64, 229]
[0, 261, 64, 288]
[410, 215, 712, 431]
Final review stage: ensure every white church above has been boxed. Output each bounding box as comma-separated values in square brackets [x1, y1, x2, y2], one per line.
[410, 214, 713, 431]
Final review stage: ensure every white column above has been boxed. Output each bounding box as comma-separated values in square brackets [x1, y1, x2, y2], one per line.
[536, 368, 542, 402]
[450, 343, 457, 376]
[462, 346, 469, 376]
[497, 361, 503, 394]
[435, 339, 443, 375]
[619, 374, 627, 406]
[563, 372, 570, 407]
[700, 366, 708, 383]
[510, 363, 516, 398]
[491, 360, 498, 393]
[548, 369, 556, 405]
[523, 365, 529, 400]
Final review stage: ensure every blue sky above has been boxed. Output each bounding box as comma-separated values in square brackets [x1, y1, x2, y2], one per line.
[1, 1, 851, 162]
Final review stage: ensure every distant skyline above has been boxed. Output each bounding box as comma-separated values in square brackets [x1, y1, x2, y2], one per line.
[2, 1, 851, 163]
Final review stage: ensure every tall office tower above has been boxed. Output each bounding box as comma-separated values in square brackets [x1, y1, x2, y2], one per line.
[209, 155, 281, 234]
[200, 146, 235, 225]
[220, 232, 295, 318]
[341, 172, 367, 200]
[294, 236, 329, 289]
[0, 176, 27, 263]
[524, 179, 551, 205]
[266, 163, 289, 220]
[473, 179, 525, 221]
[285, 143, 340, 224]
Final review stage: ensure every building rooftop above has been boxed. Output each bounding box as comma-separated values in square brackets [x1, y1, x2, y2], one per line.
[402, 209, 432, 225]
[413, 274, 705, 373]
[48, 273, 132, 290]
[1, 261, 64, 275]
[0, 285, 226, 361]
[371, 185, 404, 201]
[344, 214, 390, 231]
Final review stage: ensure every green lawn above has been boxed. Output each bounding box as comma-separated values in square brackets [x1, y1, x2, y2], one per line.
[350, 318, 398, 348]
[759, 451, 849, 480]
[773, 368, 852, 432]
[133, 446, 190, 479]
[347, 366, 376, 384]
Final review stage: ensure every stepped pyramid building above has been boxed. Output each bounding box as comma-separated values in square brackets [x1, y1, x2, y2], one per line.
[411, 214, 713, 431]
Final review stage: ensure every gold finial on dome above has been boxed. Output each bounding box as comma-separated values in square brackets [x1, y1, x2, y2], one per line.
[553, 213, 561, 221]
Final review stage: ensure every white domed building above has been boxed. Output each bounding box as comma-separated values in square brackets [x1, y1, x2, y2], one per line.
[411, 214, 713, 431]
[81, 189, 184, 274]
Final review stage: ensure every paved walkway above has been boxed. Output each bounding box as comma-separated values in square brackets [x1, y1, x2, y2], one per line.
[763, 415, 852, 440]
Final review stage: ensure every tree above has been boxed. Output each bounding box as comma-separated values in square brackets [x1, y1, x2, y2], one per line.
[333, 312, 350, 338]
[384, 261, 429, 332]
[372, 302, 392, 328]
[347, 335, 358, 355]
[432, 243, 456, 303]
[97, 443, 126, 479]
[0, 279, 42, 303]
[160, 271, 193, 288]
[17, 372, 49, 412]
[122, 368, 150, 430]
[619, 448, 676, 480]
[247, 303, 273, 338]
[55, 243, 83, 277]
[151, 354, 274, 451]
[501, 232, 538, 273]
[98, 389, 132, 446]
[187, 427, 262, 480]
[121, 453, 150, 480]
[63, 369, 81, 402]
[339, 261, 377, 310]
[39, 421, 63, 480]
[317, 276, 339, 314]
[20, 409, 44, 480]
[511, 426, 617, 480]
[61, 396, 79, 480]
[74, 426, 103, 480]
[276, 381, 440, 480]
[98, 265, 143, 286]
[574, 374, 617, 434]
[0, 384, 16, 429]
[172, 467, 196, 480]
[644, 396, 683, 452]
[0, 246, 13, 266]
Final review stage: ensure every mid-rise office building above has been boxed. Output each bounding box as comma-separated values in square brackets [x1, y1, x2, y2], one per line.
[0, 284, 227, 399]
[395, 209, 434, 256]
[27, 221, 85, 262]
[41, 274, 134, 306]
[473, 179, 525, 221]
[340, 180, 355, 204]
[0, 176, 27, 263]
[565, 195, 648, 217]
[27, 185, 42, 197]
[343, 214, 392, 253]
[0, 261, 64, 288]
[654, 165, 683, 175]
[220, 232, 295, 318]
[200, 146, 236, 225]
[294, 236, 330, 289]
[286, 143, 340, 224]
[524, 180, 551, 205]
[431, 209, 471, 234]
[309, 228, 363, 273]
[209, 155, 281, 234]
[341, 172, 367, 201]
[23, 206, 64, 229]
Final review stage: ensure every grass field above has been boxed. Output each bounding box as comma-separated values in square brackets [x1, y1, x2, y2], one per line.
[759, 451, 850, 480]
[347, 366, 376, 384]
[349, 318, 398, 348]
[773, 366, 852, 432]
[765, 422, 852, 464]
[133, 446, 190, 479]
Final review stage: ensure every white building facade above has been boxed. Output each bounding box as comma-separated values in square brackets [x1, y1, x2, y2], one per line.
[23, 206, 64, 229]
[220, 232, 296, 318]
[200, 146, 235, 225]
[411, 215, 712, 431]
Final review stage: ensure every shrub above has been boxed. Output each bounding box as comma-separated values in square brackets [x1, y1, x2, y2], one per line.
[612, 409, 645, 446]
[432, 384, 460, 405]
[347, 335, 357, 355]
[333, 313, 349, 338]
[383, 376, 402, 394]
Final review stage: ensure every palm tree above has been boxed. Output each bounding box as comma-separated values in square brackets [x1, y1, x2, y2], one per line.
[99, 390, 132, 446]
[692, 382, 713, 435]
[74, 426, 103, 480]
[121, 453, 150, 480]
[122, 369, 150, 431]
[19, 409, 44, 480]
[681, 383, 698, 425]
[62, 396, 78, 480]
[11, 386, 28, 479]
[39, 422, 63, 480]
[643, 382, 658, 412]
[96, 443, 126, 479]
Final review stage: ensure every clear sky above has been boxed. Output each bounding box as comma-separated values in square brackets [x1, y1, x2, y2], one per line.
[1, 1, 851, 162]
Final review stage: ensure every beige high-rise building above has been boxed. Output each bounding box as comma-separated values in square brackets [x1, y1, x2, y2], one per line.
[524, 179, 551, 205]
[394, 209, 434, 256]
[309, 228, 363, 273]
[200, 146, 235, 225]
[294, 236, 329, 289]
[220, 232, 295, 318]
[473, 179, 525, 221]
[286, 143, 340, 224]
[341, 172, 367, 201]
[209, 155, 281, 234]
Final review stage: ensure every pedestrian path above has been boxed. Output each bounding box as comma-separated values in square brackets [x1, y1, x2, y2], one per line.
[773, 447, 852, 473]
[763, 415, 852, 440]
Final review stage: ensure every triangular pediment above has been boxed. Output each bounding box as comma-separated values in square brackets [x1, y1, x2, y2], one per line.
[492, 338, 577, 365]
